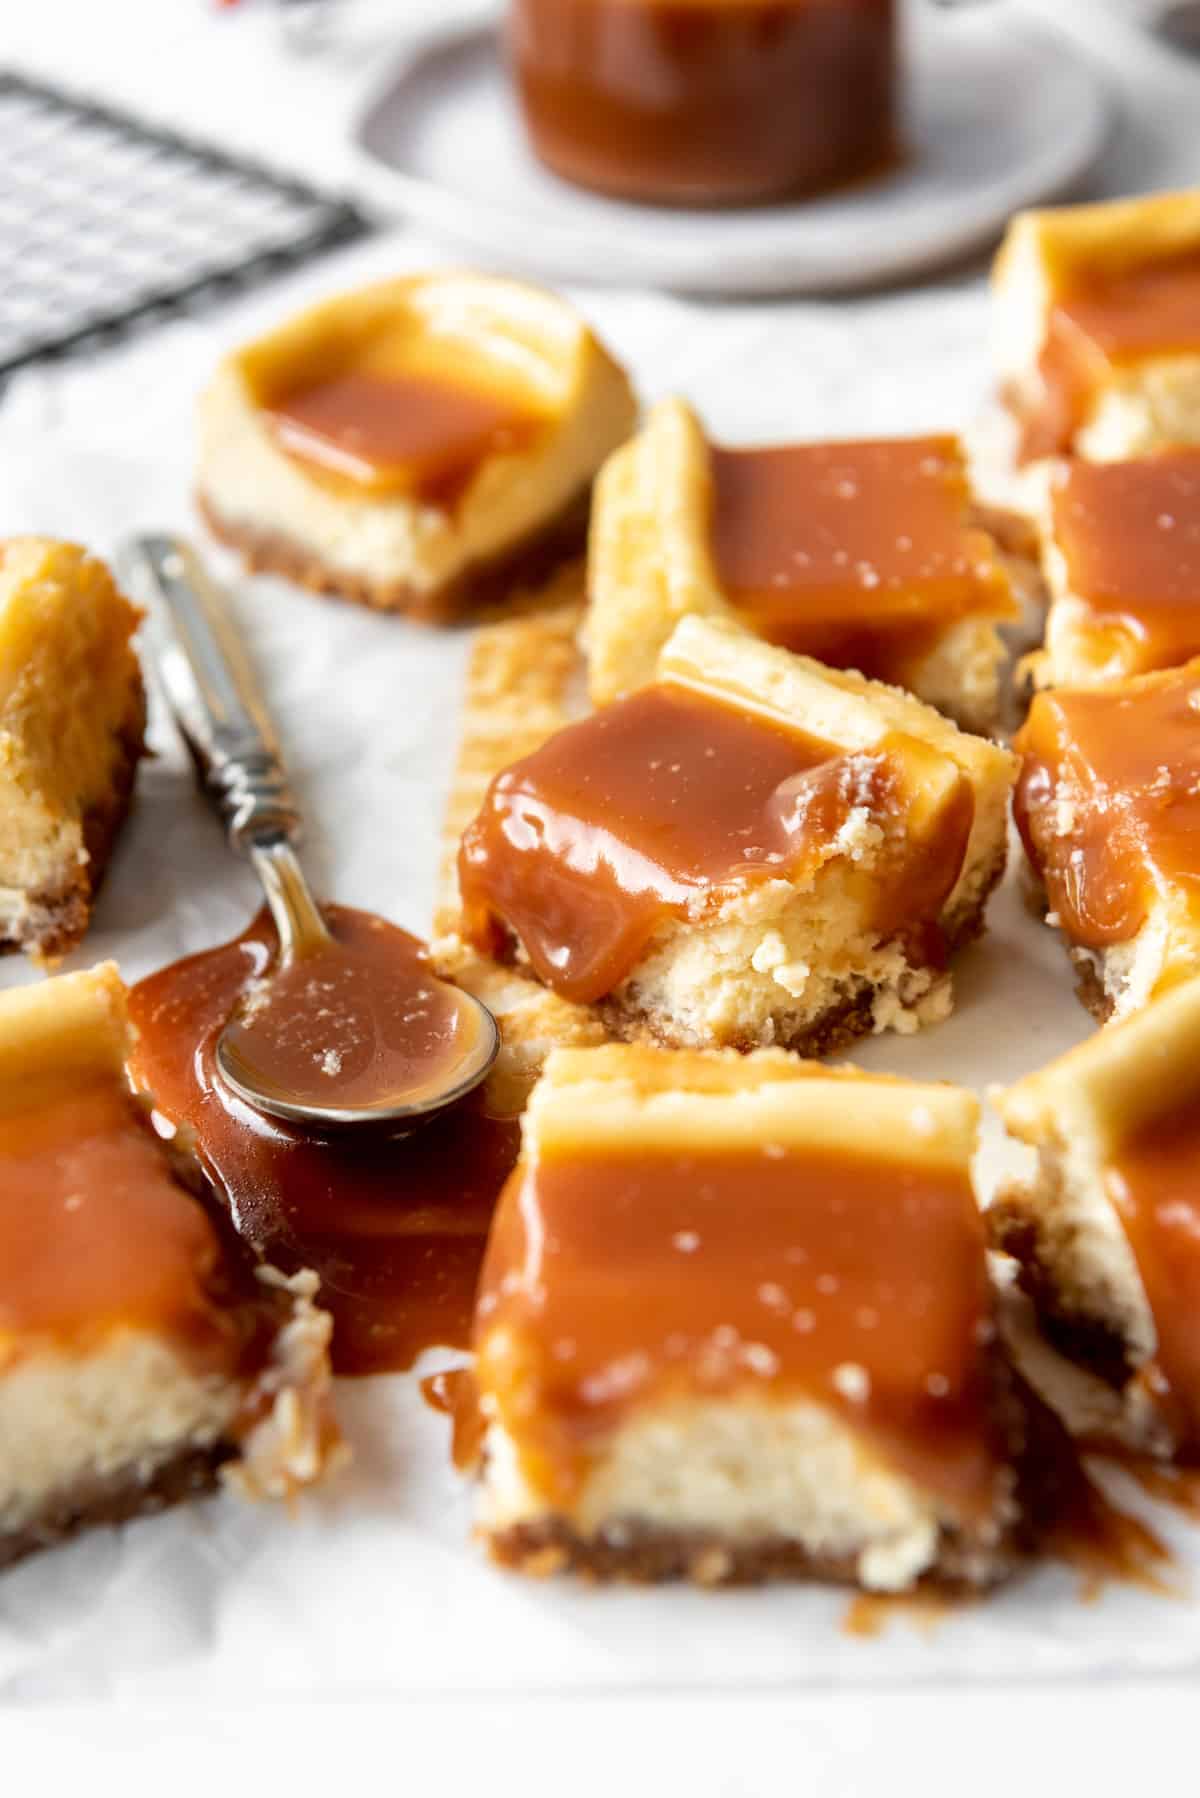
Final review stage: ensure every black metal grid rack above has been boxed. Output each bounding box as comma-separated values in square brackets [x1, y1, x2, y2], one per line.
[0, 71, 368, 379]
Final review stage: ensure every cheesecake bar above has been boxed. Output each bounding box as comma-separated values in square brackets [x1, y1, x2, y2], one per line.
[455, 612, 1015, 1055]
[1014, 660, 1200, 1020]
[468, 1045, 1022, 1588]
[994, 189, 1200, 465]
[0, 538, 146, 961]
[198, 273, 637, 620]
[1033, 448, 1200, 688]
[994, 975, 1200, 1460]
[586, 398, 1016, 732]
[0, 964, 339, 1570]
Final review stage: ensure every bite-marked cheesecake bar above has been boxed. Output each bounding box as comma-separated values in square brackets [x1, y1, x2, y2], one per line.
[1031, 448, 1200, 688]
[994, 189, 1200, 465]
[586, 398, 1016, 732]
[1014, 660, 1200, 1020]
[455, 612, 1015, 1055]
[0, 964, 339, 1570]
[198, 273, 637, 620]
[0, 538, 145, 961]
[467, 1045, 1023, 1589]
[994, 975, 1200, 1460]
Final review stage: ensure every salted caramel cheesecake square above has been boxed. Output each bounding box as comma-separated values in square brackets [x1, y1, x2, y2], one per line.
[0, 538, 145, 961]
[0, 964, 339, 1570]
[198, 273, 637, 619]
[455, 612, 1015, 1056]
[467, 1046, 1022, 1589]
[587, 399, 1016, 733]
[994, 189, 1200, 466]
[1014, 660, 1200, 1021]
[994, 975, 1200, 1461]
[1032, 448, 1200, 687]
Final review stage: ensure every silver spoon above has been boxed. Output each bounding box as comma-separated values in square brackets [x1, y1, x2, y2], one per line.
[121, 533, 499, 1131]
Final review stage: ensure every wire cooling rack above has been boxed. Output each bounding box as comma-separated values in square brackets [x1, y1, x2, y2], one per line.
[0, 71, 368, 379]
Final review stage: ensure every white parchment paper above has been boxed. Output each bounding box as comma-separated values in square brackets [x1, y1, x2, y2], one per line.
[2, 231, 1199, 1702]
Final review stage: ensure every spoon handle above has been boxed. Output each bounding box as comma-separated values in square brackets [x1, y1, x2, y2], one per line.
[122, 533, 305, 856]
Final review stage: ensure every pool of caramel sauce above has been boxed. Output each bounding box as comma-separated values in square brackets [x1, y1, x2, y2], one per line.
[128, 907, 521, 1376]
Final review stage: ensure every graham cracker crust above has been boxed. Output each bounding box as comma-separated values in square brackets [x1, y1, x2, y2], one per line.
[197, 485, 593, 625]
[989, 1191, 1134, 1394]
[594, 980, 879, 1060]
[1071, 953, 1115, 1025]
[0, 1441, 231, 1573]
[1018, 867, 1114, 1023]
[2, 672, 147, 964]
[484, 1514, 1013, 1590]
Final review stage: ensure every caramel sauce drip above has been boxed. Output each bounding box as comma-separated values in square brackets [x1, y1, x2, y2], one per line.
[459, 680, 972, 1005]
[264, 369, 544, 508]
[1014, 670, 1200, 947]
[710, 437, 1009, 685]
[128, 907, 521, 1377]
[474, 1143, 1005, 1517]
[0, 1082, 250, 1373]
[842, 1591, 959, 1637]
[1029, 1443, 1177, 1601]
[421, 1367, 486, 1472]
[221, 916, 478, 1115]
[1017, 251, 1200, 462]
[510, 0, 897, 206]
[1091, 1448, 1200, 1521]
[1106, 1102, 1200, 1451]
[1050, 452, 1200, 673]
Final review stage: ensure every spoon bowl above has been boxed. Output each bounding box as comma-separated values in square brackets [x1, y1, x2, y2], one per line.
[215, 981, 500, 1133]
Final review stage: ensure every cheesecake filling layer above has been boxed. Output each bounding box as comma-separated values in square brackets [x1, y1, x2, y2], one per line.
[475, 1137, 1003, 1521]
[1014, 667, 1200, 950]
[708, 436, 1012, 686]
[1017, 251, 1200, 462]
[459, 678, 974, 1005]
[1049, 451, 1200, 673]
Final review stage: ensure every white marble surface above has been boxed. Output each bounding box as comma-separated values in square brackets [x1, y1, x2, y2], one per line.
[3, 0, 1200, 1786]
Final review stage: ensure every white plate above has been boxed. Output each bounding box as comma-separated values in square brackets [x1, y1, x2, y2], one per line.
[351, 9, 1111, 296]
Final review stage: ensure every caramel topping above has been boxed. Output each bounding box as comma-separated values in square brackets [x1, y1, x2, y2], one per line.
[1108, 1100, 1200, 1450]
[458, 680, 973, 1004]
[0, 1082, 243, 1369]
[475, 1141, 1002, 1515]
[710, 437, 1010, 684]
[422, 1365, 486, 1472]
[1018, 252, 1200, 461]
[1051, 452, 1200, 673]
[128, 907, 520, 1376]
[510, 0, 897, 206]
[220, 917, 482, 1115]
[264, 368, 544, 507]
[1014, 668, 1200, 947]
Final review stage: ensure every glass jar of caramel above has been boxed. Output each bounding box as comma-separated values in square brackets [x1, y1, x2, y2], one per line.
[508, 0, 897, 208]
